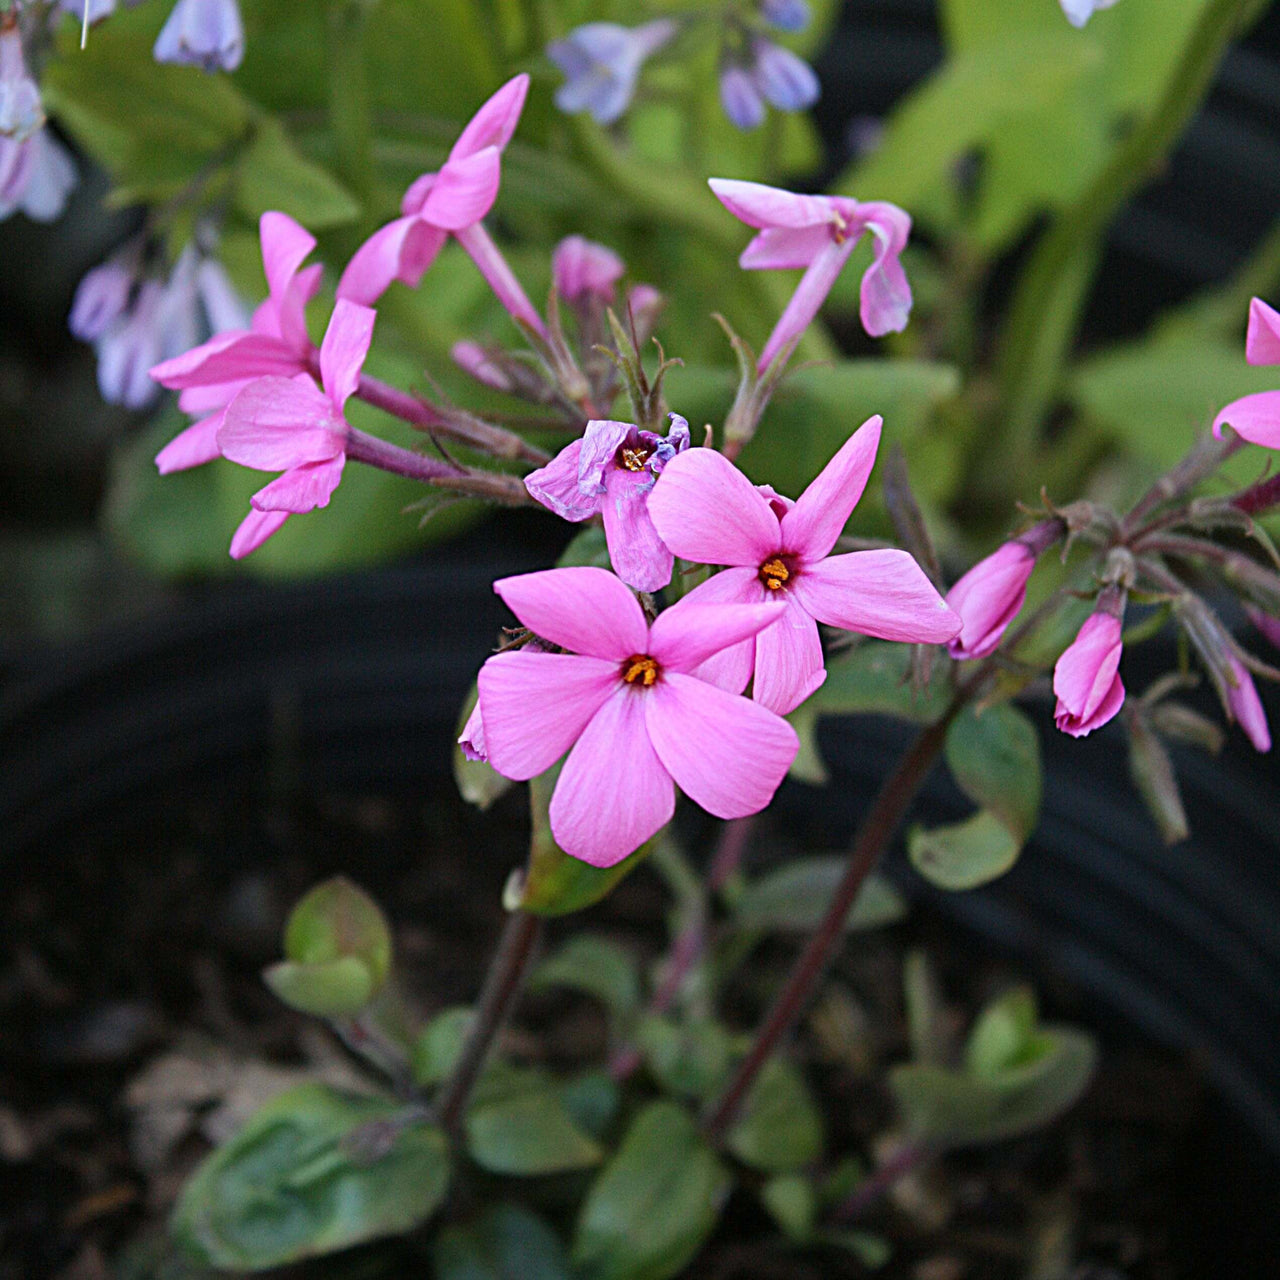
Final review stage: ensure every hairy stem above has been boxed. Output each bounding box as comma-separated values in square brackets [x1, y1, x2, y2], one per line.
[344, 427, 535, 505]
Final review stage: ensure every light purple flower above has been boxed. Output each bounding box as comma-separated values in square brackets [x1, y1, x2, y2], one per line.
[1226, 654, 1271, 753]
[548, 20, 676, 126]
[719, 64, 765, 131]
[749, 38, 819, 113]
[524, 414, 690, 593]
[215, 299, 375, 559]
[0, 22, 43, 143]
[709, 178, 912, 368]
[476, 566, 798, 866]
[647, 418, 961, 714]
[760, 0, 810, 32]
[57, 0, 117, 24]
[1060, 0, 1120, 28]
[96, 280, 168, 409]
[1053, 609, 1125, 737]
[154, 0, 244, 73]
[1213, 297, 1280, 451]
[0, 129, 75, 222]
[553, 235, 625, 306]
[70, 250, 137, 342]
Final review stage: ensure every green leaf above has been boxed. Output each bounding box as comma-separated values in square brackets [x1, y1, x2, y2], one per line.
[465, 1071, 602, 1176]
[573, 1102, 731, 1280]
[817, 1229, 894, 1269]
[734, 859, 907, 934]
[963, 986, 1039, 1079]
[411, 1006, 474, 1088]
[434, 1204, 571, 1280]
[908, 703, 1042, 891]
[889, 1028, 1097, 1147]
[171, 1084, 449, 1270]
[727, 1059, 824, 1173]
[507, 766, 653, 917]
[636, 1015, 735, 1102]
[531, 936, 641, 1019]
[556, 525, 612, 570]
[236, 118, 361, 229]
[760, 1174, 815, 1241]
[262, 957, 378, 1020]
[559, 1071, 621, 1141]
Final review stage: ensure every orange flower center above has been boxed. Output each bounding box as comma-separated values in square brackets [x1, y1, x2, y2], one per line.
[759, 557, 791, 591]
[621, 654, 661, 687]
[618, 444, 653, 472]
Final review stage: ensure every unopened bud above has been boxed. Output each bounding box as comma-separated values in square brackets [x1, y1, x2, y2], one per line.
[1149, 702, 1225, 755]
[1171, 591, 1238, 712]
[1222, 553, 1280, 615]
[1127, 712, 1189, 845]
[552, 235, 625, 306]
[452, 340, 515, 393]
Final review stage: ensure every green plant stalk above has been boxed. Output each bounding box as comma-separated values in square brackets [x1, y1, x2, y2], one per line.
[327, 0, 377, 210]
[990, 0, 1264, 486]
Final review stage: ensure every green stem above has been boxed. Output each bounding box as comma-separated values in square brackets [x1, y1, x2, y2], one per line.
[989, 0, 1263, 488]
[327, 0, 376, 207]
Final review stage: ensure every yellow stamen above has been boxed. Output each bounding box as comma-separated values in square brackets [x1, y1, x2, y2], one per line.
[759, 558, 790, 591]
[619, 446, 652, 472]
[622, 655, 660, 686]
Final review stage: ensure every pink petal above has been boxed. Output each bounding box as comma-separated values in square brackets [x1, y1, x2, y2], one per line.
[423, 147, 502, 230]
[155, 410, 226, 474]
[458, 700, 487, 762]
[757, 237, 854, 371]
[1053, 613, 1122, 722]
[276, 262, 325, 353]
[578, 420, 633, 492]
[646, 673, 798, 819]
[319, 299, 375, 409]
[250, 455, 346, 513]
[178, 380, 245, 415]
[1246, 297, 1280, 367]
[649, 598, 781, 674]
[450, 74, 530, 161]
[945, 542, 1034, 660]
[524, 439, 599, 521]
[793, 549, 960, 643]
[477, 650, 618, 780]
[149, 329, 301, 389]
[1055, 672, 1124, 737]
[601, 467, 673, 593]
[218, 375, 347, 470]
[740, 224, 833, 270]
[1226, 656, 1271, 752]
[229, 507, 290, 559]
[335, 216, 446, 306]
[259, 212, 316, 304]
[493, 566, 648, 660]
[856, 201, 913, 337]
[549, 687, 675, 867]
[1212, 390, 1280, 449]
[781, 415, 882, 560]
[708, 178, 834, 230]
[647, 447, 781, 567]
[752, 598, 825, 714]
[678, 566, 768, 693]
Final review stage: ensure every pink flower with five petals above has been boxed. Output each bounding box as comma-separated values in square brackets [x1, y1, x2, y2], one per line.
[151, 212, 323, 475]
[336, 76, 542, 335]
[709, 178, 912, 370]
[647, 417, 960, 714]
[477, 566, 799, 867]
[214, 299, 375, 559]
[1213, 297, 1280, 451]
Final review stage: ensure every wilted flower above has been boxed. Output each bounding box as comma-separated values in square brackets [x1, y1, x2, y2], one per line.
[648, 417, 960, 714]
[524, 414, 691, 593]
[477, 566, 797, 866]
[1053, 603, 1125, 737]
[548, 20, 676, 126]
[154, 0, 244, 72]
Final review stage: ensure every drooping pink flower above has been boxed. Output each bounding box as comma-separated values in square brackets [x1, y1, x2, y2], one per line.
[477, 566, 798, 866]
[524, 414, 690, 592]
[1213, 297, 1280, 451]
[647, 417, 960, 714]
[151, 213, 323, 474]
[709, 178, 912, 369]
[946, 520, 1063, 661]
[214, 298, 375, 558]
[337, 76, 542, 335]
[1225, 654, 1271, 753]
[458, 700, 487, 762]
[1053, 609, 1125, 737]
[552, 235, 625, 305]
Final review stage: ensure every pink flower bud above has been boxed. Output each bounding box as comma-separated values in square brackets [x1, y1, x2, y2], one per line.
[1226, 654, 1271, 753]
[452, 340, 514, 392]
[946, 543, 1035, 660]
[1053, 607, 1125, 737]
[552, 235, 625, 305]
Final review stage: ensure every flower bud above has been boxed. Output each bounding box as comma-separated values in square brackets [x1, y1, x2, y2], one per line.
[719, 63, 765, 130]
[1127, 712, 1189, 845]
[749, 37, 819, 112]
[1053, 591, 1125, 737]
[1149, 702, 1225, 754]
[1225, 654, 1271, 753]
[553, 235, 625, 306]
[263, 877, 394, 1018]
[1247, 606, 1280, 652]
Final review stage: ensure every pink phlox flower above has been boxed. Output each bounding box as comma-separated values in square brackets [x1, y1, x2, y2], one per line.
[709, 177, 912, 368]
[524, 413, 691, 593]
[1225, 653, 1271, 753]
[1053, 611, 1125, 737]
[553, 235, 625, 305]
[336, 76, 533, 316]
[151, 213, 323, 475]
[647, 417, 961, 715]
[476, 566, 798, 866]
[1213, 297, 1280, 451]
[214, 298, 375, 559]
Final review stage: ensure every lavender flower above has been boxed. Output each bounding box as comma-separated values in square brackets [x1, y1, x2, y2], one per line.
[0, 21, 43, 143]
[760, 0, 810, 32]
[548, 20, 676, 126]
[154, 0, 244, 73]
[0, 129, 76, 222]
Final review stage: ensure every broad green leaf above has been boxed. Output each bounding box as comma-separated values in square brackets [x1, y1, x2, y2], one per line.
[508, 766, 653, 916]
[262, 957, 378, 1020]
[573, 1102, 731, 1280]
[734, 860, 907, 934]
[559, 1071, 621, 1141]
[760, 1174, 815, 1241]
[788, 642, 953, 785]
[557, 525, 612, 570]
[889, 1027, 1097, 1147]
[531, 936, 641, 1018]
[172, 1084, 449, 1269]
[963, 986, 1039, 1079]
[434, 1204, 571, 1280]
[908, 810, 1021, 892]
[236, 119, 361, 229]
[727, 1059, 824, 1173]
[636, 1015, 734, 1102]
[411, 1007, 474, 1088]
[465, 1071, 602, 1176]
